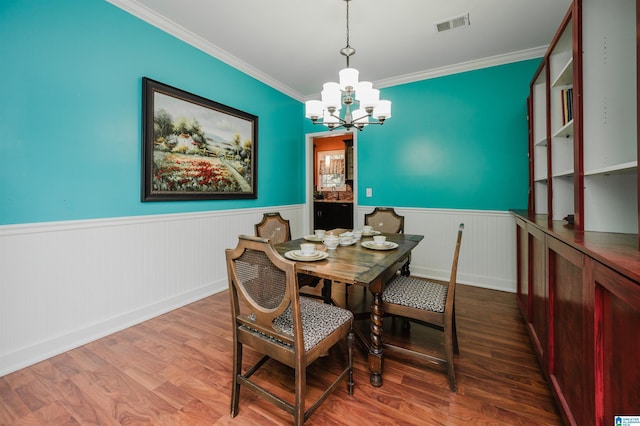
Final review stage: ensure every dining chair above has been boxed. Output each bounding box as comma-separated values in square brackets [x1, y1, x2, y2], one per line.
[226, 235, 354, 425]
[254, 212, 291, 245]
[364, 207, 405, 234]
[254, 212, 332, 303]
[381, 223, 464, 392]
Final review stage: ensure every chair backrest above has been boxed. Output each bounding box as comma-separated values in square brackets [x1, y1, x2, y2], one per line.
[226, 235, 302, 349]
[364, 207, 405, 233]
[254, 212, 291, 245]
[445, 224, 465, 309]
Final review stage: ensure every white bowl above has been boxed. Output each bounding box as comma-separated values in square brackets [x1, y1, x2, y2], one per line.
[373, 235, 387, 245]
[323, 237, 339, 250]
[300, 243, 315, 255]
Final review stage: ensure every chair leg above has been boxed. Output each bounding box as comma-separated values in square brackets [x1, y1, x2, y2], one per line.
[444, 320, 457, 392]
[294, 363, 306, 426]
[347, 330, 354, 395]
[230, 342, 242, 417]
[452, 310, 459, 355]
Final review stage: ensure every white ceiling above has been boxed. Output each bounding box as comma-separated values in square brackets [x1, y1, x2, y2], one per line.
[109, 0, 572, 101]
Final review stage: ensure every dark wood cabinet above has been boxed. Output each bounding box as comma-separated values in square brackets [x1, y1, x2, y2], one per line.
[591, 261, 640, 424]
[547, 237, 590, 425]
[514, 211, 640, 425]
[314, 202, 353, 230]
[529, 226, 548, 365]
[516, 218, 529, 319]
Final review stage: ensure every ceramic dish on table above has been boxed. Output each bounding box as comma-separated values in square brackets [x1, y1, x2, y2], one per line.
[284, 250, 329, 261]
[361, 230, 382, 237]
[339, 238, 357, 246]
[303, 235, 324, 242]
[360, 241, 399, 250]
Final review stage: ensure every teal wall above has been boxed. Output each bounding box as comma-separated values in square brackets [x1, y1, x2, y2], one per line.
[1, 0, 536, 226]
[0, 0, 304, 225]
[343, 60, 538, 211]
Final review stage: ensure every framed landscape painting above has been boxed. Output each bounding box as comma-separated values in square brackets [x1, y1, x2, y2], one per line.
[142, 77, 257, 201]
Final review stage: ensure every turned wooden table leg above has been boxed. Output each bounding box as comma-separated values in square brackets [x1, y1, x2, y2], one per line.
[369, 291, 384, 387]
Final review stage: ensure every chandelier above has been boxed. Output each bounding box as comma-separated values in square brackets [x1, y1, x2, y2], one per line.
[305, 0, 391, 131]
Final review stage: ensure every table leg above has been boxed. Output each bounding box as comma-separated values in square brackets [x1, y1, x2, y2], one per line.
[368, 291, 384, 387]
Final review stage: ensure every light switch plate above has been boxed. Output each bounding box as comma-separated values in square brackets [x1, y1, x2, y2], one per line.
[366, 188, 372, 197]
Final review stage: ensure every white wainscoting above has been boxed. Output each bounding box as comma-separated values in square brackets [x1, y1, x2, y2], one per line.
[0, 206, 515, 376]
[356, 207, 517, 292]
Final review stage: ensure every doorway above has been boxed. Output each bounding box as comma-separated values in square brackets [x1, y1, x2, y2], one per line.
[304, 130, 358, 233]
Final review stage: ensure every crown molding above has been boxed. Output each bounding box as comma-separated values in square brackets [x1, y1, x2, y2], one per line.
[373, 46, 547, 90]
[108, 1, 545, 103]
[106, 0, 304, 100]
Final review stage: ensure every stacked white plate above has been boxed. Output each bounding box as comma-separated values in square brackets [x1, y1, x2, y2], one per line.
[361, 241, 399, 250]
[284, 250, 329, 261]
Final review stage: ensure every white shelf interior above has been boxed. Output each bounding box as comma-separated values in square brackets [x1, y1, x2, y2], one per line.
[584, 172, 638, 234]
[582, 0, 637, 234]
[534, 181, 548, 215]
[532, 67, 548, 189]
[549, 20, 573, 84]
[552, 135, 574, 177]
[533, 71, 547, 146]
[552, 57, 573, 88]
[552, 176, 574, 221]
[582, 0, 637, 173]
[534, 145, 548, 181]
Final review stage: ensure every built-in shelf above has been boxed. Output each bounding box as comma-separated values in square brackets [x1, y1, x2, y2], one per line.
[535, 137, 548, 147]
[552, 120, 574, 139]
[552, 169, 575, 178]
[552, 57, 573, 87]
[584, 161, 638, 176]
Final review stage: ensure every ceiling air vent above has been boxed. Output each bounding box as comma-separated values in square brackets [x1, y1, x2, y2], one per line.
[434, 13, 470, 33]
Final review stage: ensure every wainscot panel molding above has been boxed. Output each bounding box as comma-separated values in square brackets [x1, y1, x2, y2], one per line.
[356, 207, 517, 293]
[0, 206, 514, 376]
[0, 206, 305, 376]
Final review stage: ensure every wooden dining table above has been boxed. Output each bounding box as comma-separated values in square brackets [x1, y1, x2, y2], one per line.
[274, 230, 424, 387]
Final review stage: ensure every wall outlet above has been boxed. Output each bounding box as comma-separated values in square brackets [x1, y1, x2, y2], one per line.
[366, 188, 372, 197]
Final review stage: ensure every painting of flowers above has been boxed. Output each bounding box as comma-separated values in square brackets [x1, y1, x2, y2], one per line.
[142, 78, 257, 201]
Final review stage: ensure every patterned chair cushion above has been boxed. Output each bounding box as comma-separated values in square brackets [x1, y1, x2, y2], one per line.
[272, 297, 353, 351]
[382, 276, 448, 313]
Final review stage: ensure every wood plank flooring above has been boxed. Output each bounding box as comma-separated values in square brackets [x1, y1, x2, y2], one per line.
[0, 284, 562, 425]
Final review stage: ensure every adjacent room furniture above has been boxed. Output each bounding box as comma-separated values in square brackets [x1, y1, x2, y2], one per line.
[274, 231, 424, 387]
[226, 235, 354, 426]
[381, 223, 464, 392]
[313, 201, 354, 230]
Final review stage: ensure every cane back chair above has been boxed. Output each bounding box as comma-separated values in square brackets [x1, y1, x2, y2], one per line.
[226, 235, 354, 425]
[364, 207, 405, 234]
[254, 212, 331, 302]
[254, 212, 291, 245]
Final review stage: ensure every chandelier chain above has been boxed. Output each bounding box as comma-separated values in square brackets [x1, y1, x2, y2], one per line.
[345, 0, 350, 50]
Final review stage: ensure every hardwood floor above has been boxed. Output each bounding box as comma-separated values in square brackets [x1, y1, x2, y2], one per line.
[0, 284, 562, 425]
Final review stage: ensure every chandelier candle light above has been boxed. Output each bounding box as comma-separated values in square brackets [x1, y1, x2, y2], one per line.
[305, 0, 391, 131]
